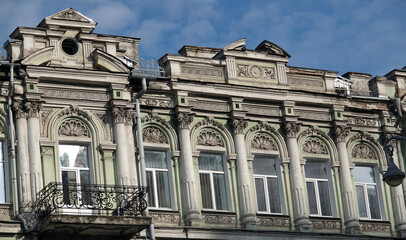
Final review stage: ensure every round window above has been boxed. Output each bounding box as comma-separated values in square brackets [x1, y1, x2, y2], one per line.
[61, 38, 78, 55]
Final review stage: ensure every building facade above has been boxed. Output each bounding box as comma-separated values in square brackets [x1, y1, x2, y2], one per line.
[0, 8, 406, 240]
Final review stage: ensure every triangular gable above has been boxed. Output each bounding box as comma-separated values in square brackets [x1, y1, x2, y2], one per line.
[255, 40, 290, 58]
[48, 8, 93, 23]
[38, 8, 97, 33]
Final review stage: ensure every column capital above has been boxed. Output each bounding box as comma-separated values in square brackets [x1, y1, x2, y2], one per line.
[229, 116, 247, 134]
[176, 112, 194, 130]
[13, 101, 26, 119]
[125, 109, 136, 126]
[282, 120, 302, 139]
[333, 124, 351, 142]
[112, 106, 126, 124]
[25, 101, 42, 118]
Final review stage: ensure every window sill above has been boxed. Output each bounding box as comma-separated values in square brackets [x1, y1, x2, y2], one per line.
[309, 216, 341, 220]
[149, 208, 179, 214]
[201, 210, 236, 215]
[256, 213, 289, 218]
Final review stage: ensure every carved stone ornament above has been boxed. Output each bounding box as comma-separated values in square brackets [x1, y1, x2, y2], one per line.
[303, 138, 328, 155]
[252, 134, 277, 151]
[283, 121, 302, 139]
[125, 110, 135, 126]
[202, 214, 236, 224]
[194, 116, 227, 132]
[347, 116, 378, 126]
[237, 64, 249, 77]
[257, 216, 290, 227]
[25, 101, 43, 118]
[151, 212, 180, 223]
[229, 117, 248, 134]
[310, 219, 341, 229]
[360, 222, 390, 232]
[140, 98, 172, 108]
[352, 143, 377, 159]
[112, 107, 126, 124]
[52, 8, 88, 22]
[143, 126, 168, 144]
[176, 112, 194, 130]
[333, 125, 351, 143]
[0, 124, 3, 134]
[59, 119, 89, 137]
[348, 131, 380, 147]
[197, 129, 224, 147]
[12, 102, 26, 119]
[141, 112, 171, 129]
[58, 105, 92, 120]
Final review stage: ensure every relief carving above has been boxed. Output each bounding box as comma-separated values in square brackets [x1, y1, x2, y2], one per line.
[352, 143, 377, 159]
[143, 126, 168, 144]
[142, 112, 171, 129]
[39, 88, 109, 101]
[181, 66, 223, 78]
[311, 219, 341, 229]
[257, 216, 290, 227]
[194, 116, 227, 132]
[229, 117, 247, 134]
[245, 106, 280, 116]
[333, 125, 351, 143]
[263, 67, 276, 79]
[191, 101, 228, 112]
[176, 112, 194, 130]
[112, 107, 126, 124]
[347, 116, 378, 126]
[40, 110, 54, 137]
[237, 65, 249, 77]
[0, 124, 3, 134]
[25, 101, 42, 118]
[303, 138, 328, 155]
[288, 77, 324, 88]
[252, 134, 277, 151]
[360, 222, 390, 232]
[12, 101, 26, 119]
[297, 110, 330, 121]
[202, 214, 236, 224]
[197, 129, 224, 147]
[58, 105, 92, 120]
[140, 98, 172, 108]
[151, 212, 180, 223]
[59, 119, 89, 137]
[283, 121, 302, 139]
[52, 8, 87, 22]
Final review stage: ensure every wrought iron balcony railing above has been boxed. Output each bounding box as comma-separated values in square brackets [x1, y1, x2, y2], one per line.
[19, 182, 148, 232]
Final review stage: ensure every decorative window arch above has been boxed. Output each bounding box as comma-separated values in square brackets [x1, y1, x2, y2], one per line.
[298, 126, 338, 217]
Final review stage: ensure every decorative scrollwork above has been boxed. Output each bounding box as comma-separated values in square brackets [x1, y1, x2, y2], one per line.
[197, 129, 224, 147]
[283, 121, 302, 139]
[251, 134, 277, 151]
[59, 119, 89, 137]
[143, 126, 168, 144]
[352, 143, 377, 159]
[229, 117, 247, 134]
[58, 105, 92, 120]
[303, 138, 328, 155]
[176, 112, 194, 130]
[18, 182, 149, 233]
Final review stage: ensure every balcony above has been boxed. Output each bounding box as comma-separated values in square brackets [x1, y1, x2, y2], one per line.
[19, 182, 151, 239]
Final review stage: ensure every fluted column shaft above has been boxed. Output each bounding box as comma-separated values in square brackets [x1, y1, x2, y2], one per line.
[334, 125, 359, 233]
[283, 121, 310, 231]
[14, 102, 31, 205]
[26, 101, 42, 200]
[230, 117, 256, 227]
[177, 112, 200, 225]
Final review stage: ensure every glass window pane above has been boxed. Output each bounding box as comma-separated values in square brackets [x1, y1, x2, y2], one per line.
[354, 166, 375, 183]
[198, 153, 223, 171]
[367, 185, 381, 219]
[255, 178, 267, 212]
[200, 173, 213, 209]
[253, 156, 277, 175]
[156, 171, 171, 208]
[318, 181, 332, 216]
[0, 142, 5, 203]
[145, 151, 167, 169]
[80, 170, 91, 205]
[146, 171, 155, 207]
[306, 182, 318, 215]
[356, 185, 367, 218]
[305, 161, 327, 179]
[62, 171, 76, 205]
[213, 173, 227, 210]
[267, 177, 281, 213]
[59, 145, 89, 168]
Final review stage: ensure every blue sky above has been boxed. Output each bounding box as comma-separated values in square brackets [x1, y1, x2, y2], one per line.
[0, 0, 405, 76]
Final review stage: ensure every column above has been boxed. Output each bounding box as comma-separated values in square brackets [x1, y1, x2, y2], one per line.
[176, 111, 200, 226]
[13, 102, 31, 205]
[391, 136, 406, 237]
[125, 110, 138, 185]
[112, 107, 130, 185]
[333, 125, 360, 233]
[283, 120, 311, 231]
[25, 101, 43, 200]
[229, 117, 257, 228]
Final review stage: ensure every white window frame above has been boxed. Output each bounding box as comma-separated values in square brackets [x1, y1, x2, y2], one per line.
[252, 155, 285, 214]
[354, 165, 383, 220]
[0, 140, 9, 203]
[198, 151, 231, 211]
[145, 149, 174, 210]
[304, 159, 336, 217]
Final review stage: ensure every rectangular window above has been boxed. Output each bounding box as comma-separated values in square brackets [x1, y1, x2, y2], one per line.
[0, 142, 6, 203]
[198, 153, 228, 210]
[354, 166, 381, 220]
[305, 161, 332, 216]
[145, 150, 171, 209]
[253, 156, 283, 214]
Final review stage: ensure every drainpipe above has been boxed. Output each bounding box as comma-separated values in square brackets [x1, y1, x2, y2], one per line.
[134, 77, 155, 240]
[0, 61, 19, 216]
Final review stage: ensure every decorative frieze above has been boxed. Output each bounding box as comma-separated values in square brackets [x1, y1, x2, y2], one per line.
[39, 88, 109, 101]
[347, 116, 378, 126]
[190, 100, 228, 112]
[244, 105, 280, 116]
[197, 129, 224, 147]
[310, 219, 341, 230]
[251, 134, 277, 151]
[360, 222, 391, 232]
[143, 126, 168, 144]
[303, 138, 328, 155]
[176, 112, 194, 130]
[352, 143, 377, 159]
[229, 117, 247, 134]
[150, 212, 180, 224]
[236, 64, 276, 80]
[181, 65, 224, 78]
[202, 214, 236, 225]
[59, 119, 89, 137]
[140, 97, 172, 108]
[257, 216, 290, 227]
[288, 77, 324, 89]
[297, 110, 330, 121]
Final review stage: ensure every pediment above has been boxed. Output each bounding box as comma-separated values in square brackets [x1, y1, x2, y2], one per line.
[92, 49, 130, 73]
[38, 8, 97, 33]
[255, 40, 290, 58]
[20, 46, 54, 65]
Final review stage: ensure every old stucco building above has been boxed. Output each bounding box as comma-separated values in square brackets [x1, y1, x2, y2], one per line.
[0, 8, 406, 240]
